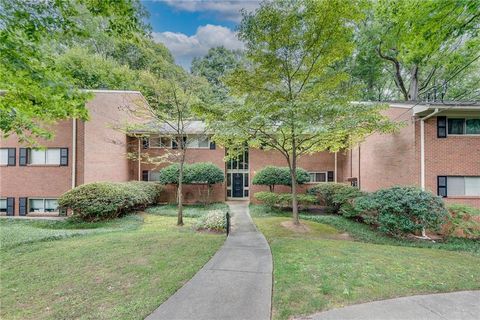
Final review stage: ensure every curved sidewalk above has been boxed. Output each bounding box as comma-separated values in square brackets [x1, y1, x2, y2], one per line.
[146, 201, 272, 320]
[297, 291, 480, 320]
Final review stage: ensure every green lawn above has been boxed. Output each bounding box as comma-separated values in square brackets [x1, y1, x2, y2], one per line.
[0, 210, 224, 319]
[252, 212, 480, 320]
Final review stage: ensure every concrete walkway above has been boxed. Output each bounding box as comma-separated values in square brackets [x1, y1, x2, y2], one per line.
[146, 201, 272, 320]
[297, 291, 480, 320]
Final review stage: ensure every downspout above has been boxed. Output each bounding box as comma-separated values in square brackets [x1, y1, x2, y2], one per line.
[420, 108, 440, 190]
[334, 152, 337, 182]
[71, 119, 76, 189]
[138, 137, 141, 181]
[419, 108, 440, 239]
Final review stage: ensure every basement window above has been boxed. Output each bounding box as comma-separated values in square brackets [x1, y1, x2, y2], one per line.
[29, 198, 59, 213]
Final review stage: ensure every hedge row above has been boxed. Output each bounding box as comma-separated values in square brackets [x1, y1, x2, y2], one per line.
[59, 181, 162, 221]
[157, 162, 224, 185]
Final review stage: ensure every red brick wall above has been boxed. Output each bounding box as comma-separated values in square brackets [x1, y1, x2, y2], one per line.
[421, 116, 480, 207]
[345, 106, 418, 191]
[0, 121, 74, 215]
[83, 92, 145, 184]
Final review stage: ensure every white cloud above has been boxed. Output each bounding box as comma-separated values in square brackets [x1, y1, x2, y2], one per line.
[162, 0, 260, 22]
[153, 24, 244, 69]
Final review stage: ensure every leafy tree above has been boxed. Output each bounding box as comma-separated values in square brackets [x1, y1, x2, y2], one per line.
[252, 166, 309, 192]
[203, 0, 397, 225]
[131, 68, 212, 225]
[362, 0, 480, 101]
[0, 0, 152, 144]
[191, 46, 243, 102]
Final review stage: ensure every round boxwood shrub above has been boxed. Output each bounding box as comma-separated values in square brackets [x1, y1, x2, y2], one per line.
[307, 183, 364, 215]
[59, 181, 162, 221]
[353, 186, 448, 237]
[255, 191, 316, 209]
[252, 166, 310, 191]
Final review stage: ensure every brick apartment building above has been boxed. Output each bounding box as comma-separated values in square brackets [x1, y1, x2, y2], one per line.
[1, 91, 479, 216]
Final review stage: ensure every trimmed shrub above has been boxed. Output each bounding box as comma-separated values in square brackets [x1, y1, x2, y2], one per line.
[196, 209, 227, 232]
[353, 186, 448, 237]
[254, 191, 316, 209]
[443, 204, 480, 239]
[59, 181, 162, 221]
[252, 166, 310, 191]
[308, 183, 364, 215]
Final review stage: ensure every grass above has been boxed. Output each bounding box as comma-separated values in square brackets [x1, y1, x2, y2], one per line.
[0, 215, 143, 249]
[250, 204, 480, 254]
[251, 206, 480, 320]
[0, 210, 224, 319]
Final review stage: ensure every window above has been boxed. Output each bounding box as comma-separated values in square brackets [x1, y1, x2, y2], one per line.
[447, 118, 480, 135]
[149, 171, 161, 181]
[186, 136, 210, 148]
[0, 149, 8, 165]
[309, 172, 326, 183]
[29, 198, 59, 213]
[0, 198, 6, 213]
[28, 148, 61, 165]
[149, 136, 172, 148]
[439, 176, 480, 197]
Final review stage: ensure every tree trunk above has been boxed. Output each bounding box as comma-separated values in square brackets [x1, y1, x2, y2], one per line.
[291, 148, 299, 225]
[408, 65, 419, 101]
[177, 143, 185, 226]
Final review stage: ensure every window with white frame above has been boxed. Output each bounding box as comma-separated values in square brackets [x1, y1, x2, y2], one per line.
[29, 198, 59, 213]
[0, 149, 8, 165]
[448, 118, 480, 135]
[186, 135, 210, 148]
[28, 148, 61, 165]
[0, 198, 6, 213]
[309, 172, 326, 183]
[149, 136, 172, 148]
[439, 176, 480, 197]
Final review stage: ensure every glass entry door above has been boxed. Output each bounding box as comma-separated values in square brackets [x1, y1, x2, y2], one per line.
[226, 149, 249, 199]
[232, 173, 244, 197]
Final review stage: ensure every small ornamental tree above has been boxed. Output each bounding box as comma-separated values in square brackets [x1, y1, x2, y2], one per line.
[253, 166, 309, 191]
[190, 162, 225, 204]
[158, 162, 224, 204]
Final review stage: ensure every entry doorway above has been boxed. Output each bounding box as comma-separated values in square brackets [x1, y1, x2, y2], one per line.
[226, 149, 249, 199]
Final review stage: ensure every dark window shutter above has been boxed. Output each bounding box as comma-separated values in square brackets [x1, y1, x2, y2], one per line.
[60, 148, 68, 166]
[437, 116, 447, 138]
[19, 148, 28, 166]
[142, 137, 149, 149]
[6, 197, 14, 216]
[327, 171, 334, 182]
[19, 197, 27, 216]
[7, 148, 16, 166]
[209, 141, 216, 150]
[142, 170, 149, 181]
[437, 176, 447, 197]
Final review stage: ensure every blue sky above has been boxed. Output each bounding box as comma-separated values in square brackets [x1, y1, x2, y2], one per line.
[142, 1, 259, 68]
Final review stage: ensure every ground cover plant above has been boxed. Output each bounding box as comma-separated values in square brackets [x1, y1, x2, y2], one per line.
[0, 211, 224, 320]
[251, 207, 480, 320]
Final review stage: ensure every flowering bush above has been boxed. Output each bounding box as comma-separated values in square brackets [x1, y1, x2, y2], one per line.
[196, 209, 227, 232]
